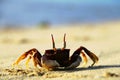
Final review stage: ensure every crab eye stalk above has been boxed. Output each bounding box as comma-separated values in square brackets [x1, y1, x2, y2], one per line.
[62, 33, 66, 50]
[51, 34, 56, 51]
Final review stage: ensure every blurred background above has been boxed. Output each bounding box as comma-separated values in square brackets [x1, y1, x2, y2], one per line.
[0, 0, 120, 28]
[0, 1, 120, 76]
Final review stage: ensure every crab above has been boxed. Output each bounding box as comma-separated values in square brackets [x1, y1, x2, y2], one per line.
[13, 34, 98, 70]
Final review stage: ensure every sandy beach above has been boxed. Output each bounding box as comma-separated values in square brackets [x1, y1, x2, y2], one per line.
[0, 21, 120, 80]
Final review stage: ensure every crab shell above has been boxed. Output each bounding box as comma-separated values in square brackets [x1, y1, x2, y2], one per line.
[41, 48, 83, 70]
[41, 49, 70, 67]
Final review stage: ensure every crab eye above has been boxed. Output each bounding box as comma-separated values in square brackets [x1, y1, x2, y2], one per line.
[51, 34, 57, 51]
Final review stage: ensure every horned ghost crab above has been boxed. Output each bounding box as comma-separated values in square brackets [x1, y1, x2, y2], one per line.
[13, 34, 98, 70]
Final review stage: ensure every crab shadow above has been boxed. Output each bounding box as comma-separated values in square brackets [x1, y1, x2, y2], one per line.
[55, 64, 120, 72]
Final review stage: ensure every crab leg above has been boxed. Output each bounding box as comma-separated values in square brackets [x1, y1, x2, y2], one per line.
[80, 51, 88, 66]
[13, 48, 42, 68]
[73, 46, 99, 66]
[25, 56, 32, 68]
[32, 50, 42, 67]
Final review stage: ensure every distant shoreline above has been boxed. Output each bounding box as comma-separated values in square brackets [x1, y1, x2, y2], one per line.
[0, 0, 120, 26]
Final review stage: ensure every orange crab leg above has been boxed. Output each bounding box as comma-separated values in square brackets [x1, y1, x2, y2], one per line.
[13, 52, 30, 66]
[81, 51, 88, 66]
[73, 46, 98, 66]
[13, 48, 42, 68]
[81, 47, 99, 66]
[25, 56, 32, 68]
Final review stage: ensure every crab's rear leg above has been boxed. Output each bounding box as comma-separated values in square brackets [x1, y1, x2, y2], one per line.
[13, 48, 42, 68]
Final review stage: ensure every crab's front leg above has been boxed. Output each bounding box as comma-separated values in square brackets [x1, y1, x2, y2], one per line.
[66, 46, 98, 69]
[13, 48, 42, 68]
[73, 46, 99, 66]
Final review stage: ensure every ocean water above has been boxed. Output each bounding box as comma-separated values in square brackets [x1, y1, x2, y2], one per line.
[0, 0, 120, 27]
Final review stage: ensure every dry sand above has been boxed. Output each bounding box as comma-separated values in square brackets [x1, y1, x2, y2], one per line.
[0, 21, 120, 80]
